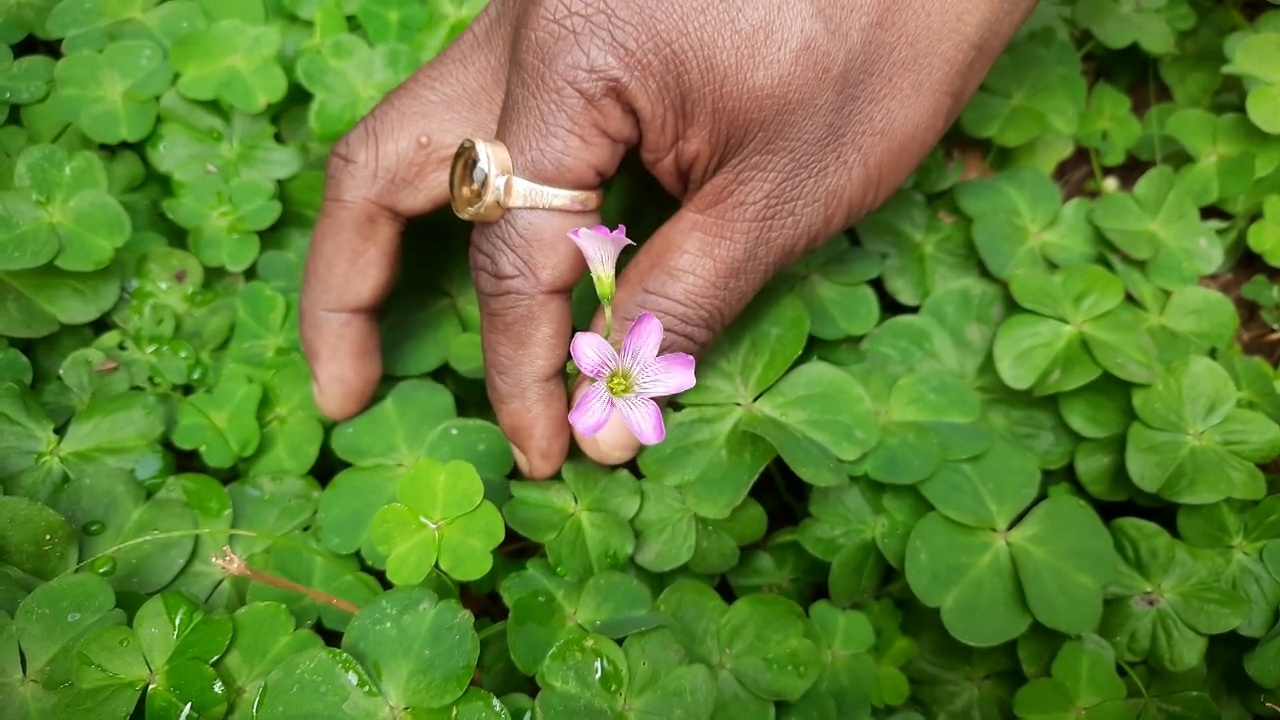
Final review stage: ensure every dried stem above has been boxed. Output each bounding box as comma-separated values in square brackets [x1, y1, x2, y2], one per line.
[212, 546, 361, 615]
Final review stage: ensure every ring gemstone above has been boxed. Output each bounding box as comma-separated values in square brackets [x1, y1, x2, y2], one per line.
[449, 139, 490, 216]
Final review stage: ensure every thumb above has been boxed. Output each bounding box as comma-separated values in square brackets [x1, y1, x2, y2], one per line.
[572, 172, 828, 465]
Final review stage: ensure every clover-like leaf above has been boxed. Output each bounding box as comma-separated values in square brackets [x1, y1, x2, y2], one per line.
[1076, 80, 1143, 167]
[169, 14, 287, 113]
[853, 188, 981, 306]
[1165, 109, 1279, 207]
[170, 367, 264, 469]
[499, 562, 662, 676]
[638, 293, 807, 517]
[1248, 194, 1280, 267]
[1125, 355, 1280, 504]
[741, 360, 879, 487]
[161, 175, 282, 272]
[959, 28, 1087, 147]
[371, 458, 505, 584]
[906, 494, 1114, 646]
[993, 265, 1160, 394]
[1089, 165, 1223, 289]
[215, 601, 324, 717]
[503, 459, 639, 581]
[1223, 29, 1280, 135]
[631, 484, 766, 575]
[295, 34, 419, 141]
[146, 91, 303, 183]
[0, 495, 77, 580]
[1101, 518, 1249, 672]
[0, 143, 131, 272]
[783, 236, 882, 339]
[51, 39, 172, 144]
[1013, 634, 1133, 719]
[1177, 497, 1280, 637]
[953, 168, 1100, 279]
[1074, 0, 1196, 55]
[0, 46, 55, 122]
[342, 586, 479, 710]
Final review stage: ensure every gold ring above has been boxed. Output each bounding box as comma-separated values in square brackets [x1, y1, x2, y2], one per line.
[448, 138, 605, 223]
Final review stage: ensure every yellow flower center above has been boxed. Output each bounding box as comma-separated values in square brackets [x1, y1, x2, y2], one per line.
[605, 368, 634, 397]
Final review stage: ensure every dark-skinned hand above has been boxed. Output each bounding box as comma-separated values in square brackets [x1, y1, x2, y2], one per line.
[298, 0, 1039, 479]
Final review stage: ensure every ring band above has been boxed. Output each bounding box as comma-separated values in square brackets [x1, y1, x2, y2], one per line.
[448, 138, 604, 223]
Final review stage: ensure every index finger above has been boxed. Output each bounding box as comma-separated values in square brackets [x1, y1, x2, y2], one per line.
[300, 16, 506, 421]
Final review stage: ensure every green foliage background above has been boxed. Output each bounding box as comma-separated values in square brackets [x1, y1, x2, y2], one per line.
[3, 0, 1280, 718]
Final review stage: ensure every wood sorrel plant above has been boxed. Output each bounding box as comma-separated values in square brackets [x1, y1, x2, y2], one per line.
[5, 2, 1280, 719]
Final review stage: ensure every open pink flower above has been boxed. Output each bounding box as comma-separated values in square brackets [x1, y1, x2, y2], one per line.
[568, 312, 696, 445]
[568, 224, 634, 303]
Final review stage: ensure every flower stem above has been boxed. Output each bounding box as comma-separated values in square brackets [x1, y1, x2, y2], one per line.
[603, 302, 614, 341]
[212, 546, 361, 615]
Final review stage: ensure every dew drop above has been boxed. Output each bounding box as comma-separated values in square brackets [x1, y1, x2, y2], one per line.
[91, 555, 118, 577]
[66, 612, 81, 622]
[82, 520, 106, 536]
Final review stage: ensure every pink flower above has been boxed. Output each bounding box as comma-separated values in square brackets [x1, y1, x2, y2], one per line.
[568, 224, 634, 303]
[568, 312, 696, 445]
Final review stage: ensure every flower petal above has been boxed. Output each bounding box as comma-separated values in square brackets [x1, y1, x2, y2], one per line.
[568, 381, 616, 436]
[567, 225, 633, 279]
[633, 352, 696, 397]
[615, 395, 666, 445]
[619, 312, 663, 371]
[570, 331, 618, 380]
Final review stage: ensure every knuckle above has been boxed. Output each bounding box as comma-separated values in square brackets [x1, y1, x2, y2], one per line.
[469, 234, 535, 297]
[325, 117, 385, 202]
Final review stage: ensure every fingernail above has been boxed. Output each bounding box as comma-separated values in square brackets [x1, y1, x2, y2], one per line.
[593, 416, 641, 463]
[570, 384, 640, 465]
[510, 443, 530, 476]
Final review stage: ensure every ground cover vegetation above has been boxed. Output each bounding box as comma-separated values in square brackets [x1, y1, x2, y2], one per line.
[3, 0, 1280, 717]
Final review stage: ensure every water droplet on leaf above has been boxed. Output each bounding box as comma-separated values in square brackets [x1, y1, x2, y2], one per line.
[91, 555, 117, 577]
[83, 520, 106, 536]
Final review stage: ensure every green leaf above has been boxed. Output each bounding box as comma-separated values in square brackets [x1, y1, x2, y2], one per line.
[1074, 0, 1196, 55]
[215, 601, 324, 717]
[146, 91, 302, 183]
[1076, 81, 1143, 167]
[853, 189, 981, 306]
[16, 572, 122, 685]
[0, 495, 78, 580]
[904, 511, 1033, 646]
[959, 28, 1086, 147]
[256, 647, 393, 720]
[51, 40, 172, 144]
[169, 16, 287, 113]
[638, 404, 776, 519]
[1101, 518, 1249, 672]
[0, 143, 131, 272]
[295, 34, 418, 141]
[917, 439, 1040, 531]
[1007, 495, 1116, 636]
[743, 360, 879, 486]
[161, 175, 281, 272]
[1125, 355, 1280, 504]
[1223, 30, 1280, 135]
[170, 368, 264, 468]
[1089, 166, 1223, 289]
[954, 169, 1100, 280]
[0, 264, 122, 339]
[371, 459, 505, 584]
[342, 587, 478, 710]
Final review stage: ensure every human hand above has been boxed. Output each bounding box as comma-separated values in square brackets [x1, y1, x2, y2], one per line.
[298, 0, 1039, 479]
